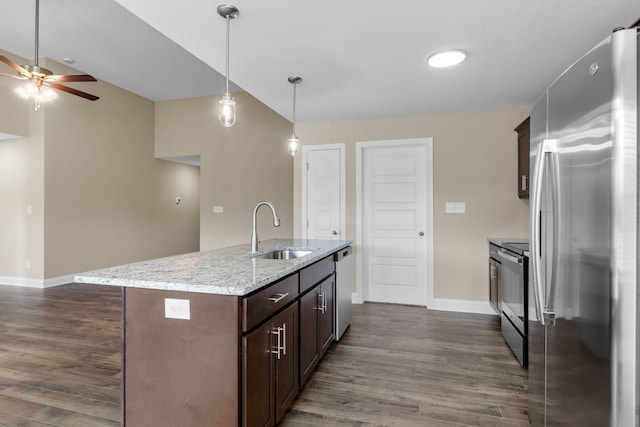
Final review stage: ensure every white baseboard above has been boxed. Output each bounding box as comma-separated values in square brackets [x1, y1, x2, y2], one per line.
[0, 274, 75, 289]
[431, 298, 498, 315]
[44, 275, 75, 288]
[351, 293, 496, 315]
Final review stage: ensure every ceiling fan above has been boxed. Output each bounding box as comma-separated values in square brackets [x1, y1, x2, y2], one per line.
[0, 0, 99, 109]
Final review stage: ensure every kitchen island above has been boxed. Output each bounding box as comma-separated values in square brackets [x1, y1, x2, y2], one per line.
[75, 238, 352, 427]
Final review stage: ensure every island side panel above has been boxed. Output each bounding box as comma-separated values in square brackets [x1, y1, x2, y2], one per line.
[123, 288, 240, 427]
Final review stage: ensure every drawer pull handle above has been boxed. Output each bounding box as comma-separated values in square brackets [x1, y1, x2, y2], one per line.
[267, 292, 289, 303]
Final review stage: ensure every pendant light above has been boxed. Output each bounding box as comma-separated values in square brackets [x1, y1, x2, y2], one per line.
[217, 4, 239, 127]
[287, 76, 302, 156]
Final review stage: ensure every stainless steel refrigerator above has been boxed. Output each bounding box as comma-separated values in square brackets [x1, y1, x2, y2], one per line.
[529, 27, 638, 426]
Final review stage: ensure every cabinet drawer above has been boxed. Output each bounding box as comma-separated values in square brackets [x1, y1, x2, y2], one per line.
[300, 256, 334, 294]
[242, 274, 298, 332]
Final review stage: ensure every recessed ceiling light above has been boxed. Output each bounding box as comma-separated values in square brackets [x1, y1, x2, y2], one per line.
[427, 50, 467, 68]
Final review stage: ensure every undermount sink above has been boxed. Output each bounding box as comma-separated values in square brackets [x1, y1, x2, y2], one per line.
[253, 249, 313, 260]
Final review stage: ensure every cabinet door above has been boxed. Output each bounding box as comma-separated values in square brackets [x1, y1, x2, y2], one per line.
[318, 275, 335, 358]
[299, 287, 320, 386]
[275, 303, 299, 422]
[243, 319, 275, 427]
[515, 117, 530, 198]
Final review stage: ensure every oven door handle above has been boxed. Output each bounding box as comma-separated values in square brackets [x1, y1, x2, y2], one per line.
[498, 249, 522, 264]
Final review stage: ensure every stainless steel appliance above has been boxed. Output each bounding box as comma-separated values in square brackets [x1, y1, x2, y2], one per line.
[499, 242, 529, 367]
[529, 27, 638, 426]
[488, 243, 502, 313]
[334, 246, 352, 340]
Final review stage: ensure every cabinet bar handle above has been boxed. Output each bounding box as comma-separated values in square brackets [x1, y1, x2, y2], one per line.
[282, 323, 286, 356]
[271, 326, 285, 359]
[322, 291, 327, 313]
[267, 292, 289, 303]
[317, 292, 325, 314]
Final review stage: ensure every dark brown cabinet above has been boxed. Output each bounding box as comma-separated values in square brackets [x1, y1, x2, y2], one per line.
[242, 301, 298, 427]
[300, 275, 335, 386]
[121, 251, 342, 427]
[515, 117, 530, 198]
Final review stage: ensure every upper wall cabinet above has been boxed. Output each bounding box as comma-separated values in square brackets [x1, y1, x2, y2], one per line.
[515, 117, 530, 198]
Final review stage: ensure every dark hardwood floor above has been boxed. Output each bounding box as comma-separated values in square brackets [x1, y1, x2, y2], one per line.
[0, 284, 528, 426]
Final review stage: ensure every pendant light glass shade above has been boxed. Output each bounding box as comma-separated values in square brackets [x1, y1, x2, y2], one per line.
[288, 135, 299, 156]
[219, 93, 236, 127]
[287, 76, 302, 156]
[217, 5, 239, 127]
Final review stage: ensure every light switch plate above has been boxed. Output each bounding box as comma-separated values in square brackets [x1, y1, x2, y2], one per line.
[213, 206, 224, 214]
[445, 202, 465, 213]
[165, 298, 190, 320]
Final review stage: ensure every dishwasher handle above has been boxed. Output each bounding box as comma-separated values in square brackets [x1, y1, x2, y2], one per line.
[498, 249, 523, 265]
[334, 246, 352, 261]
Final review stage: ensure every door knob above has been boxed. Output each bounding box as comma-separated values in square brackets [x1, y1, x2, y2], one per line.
[419, 231, 424, 236]
[332, 230, 338, 235]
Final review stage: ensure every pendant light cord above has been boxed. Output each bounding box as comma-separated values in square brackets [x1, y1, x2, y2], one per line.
[292, 82, 297, 135]
[225, 14, 230, 94]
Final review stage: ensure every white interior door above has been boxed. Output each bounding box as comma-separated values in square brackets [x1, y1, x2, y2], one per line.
[358, 139, 433, 306]
[302, 144, 345, 240]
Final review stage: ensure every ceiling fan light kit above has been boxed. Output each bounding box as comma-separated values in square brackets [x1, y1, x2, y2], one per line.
[287, 76, 302, 156]
[217, 4, 239, 128]
[0, 0, 99, 110]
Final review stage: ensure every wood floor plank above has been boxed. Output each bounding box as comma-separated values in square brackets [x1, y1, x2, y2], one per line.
[281, 303, 528, 426]
[0, 284, 528, 426]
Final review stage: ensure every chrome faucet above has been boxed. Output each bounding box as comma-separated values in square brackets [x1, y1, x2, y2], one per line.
[251, 201, 281, 253]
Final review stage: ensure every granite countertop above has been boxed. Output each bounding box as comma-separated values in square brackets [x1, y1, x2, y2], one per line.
[74, 239, 352, 296]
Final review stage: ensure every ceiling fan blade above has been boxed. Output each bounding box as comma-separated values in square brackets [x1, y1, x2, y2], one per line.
[0, 55, 31, 77]
[45, 74, 97, 83]
[0, 72, 27, 80]
[48, 83, 99, 101]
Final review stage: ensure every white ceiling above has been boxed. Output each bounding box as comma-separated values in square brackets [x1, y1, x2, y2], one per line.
[0, 0, 638, 123]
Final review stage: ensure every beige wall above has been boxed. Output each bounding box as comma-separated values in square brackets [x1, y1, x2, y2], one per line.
[0, 103, 45, 280]
[0, 51, 28, 138]
[295, 105, 530, 303]
[0, 55, 200, 282]
[155, 92, 294, 250]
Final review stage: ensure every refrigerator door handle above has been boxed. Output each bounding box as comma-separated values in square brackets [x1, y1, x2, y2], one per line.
[531, 138, 558, 326]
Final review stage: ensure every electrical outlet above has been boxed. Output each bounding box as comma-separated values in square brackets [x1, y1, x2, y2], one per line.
[164, 298, 190, 320]
[27, 205, 32, 215]
[25, 260, 31, 270]
[175, 197, 181, 205]
[213, 206, 224, 214]
[445, 202, 466, 214]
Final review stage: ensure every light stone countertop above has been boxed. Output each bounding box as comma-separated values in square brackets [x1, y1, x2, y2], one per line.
[74, 239, 352, 296]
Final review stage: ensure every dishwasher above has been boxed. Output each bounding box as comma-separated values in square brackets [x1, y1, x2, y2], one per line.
[334, 246, 353, 341]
